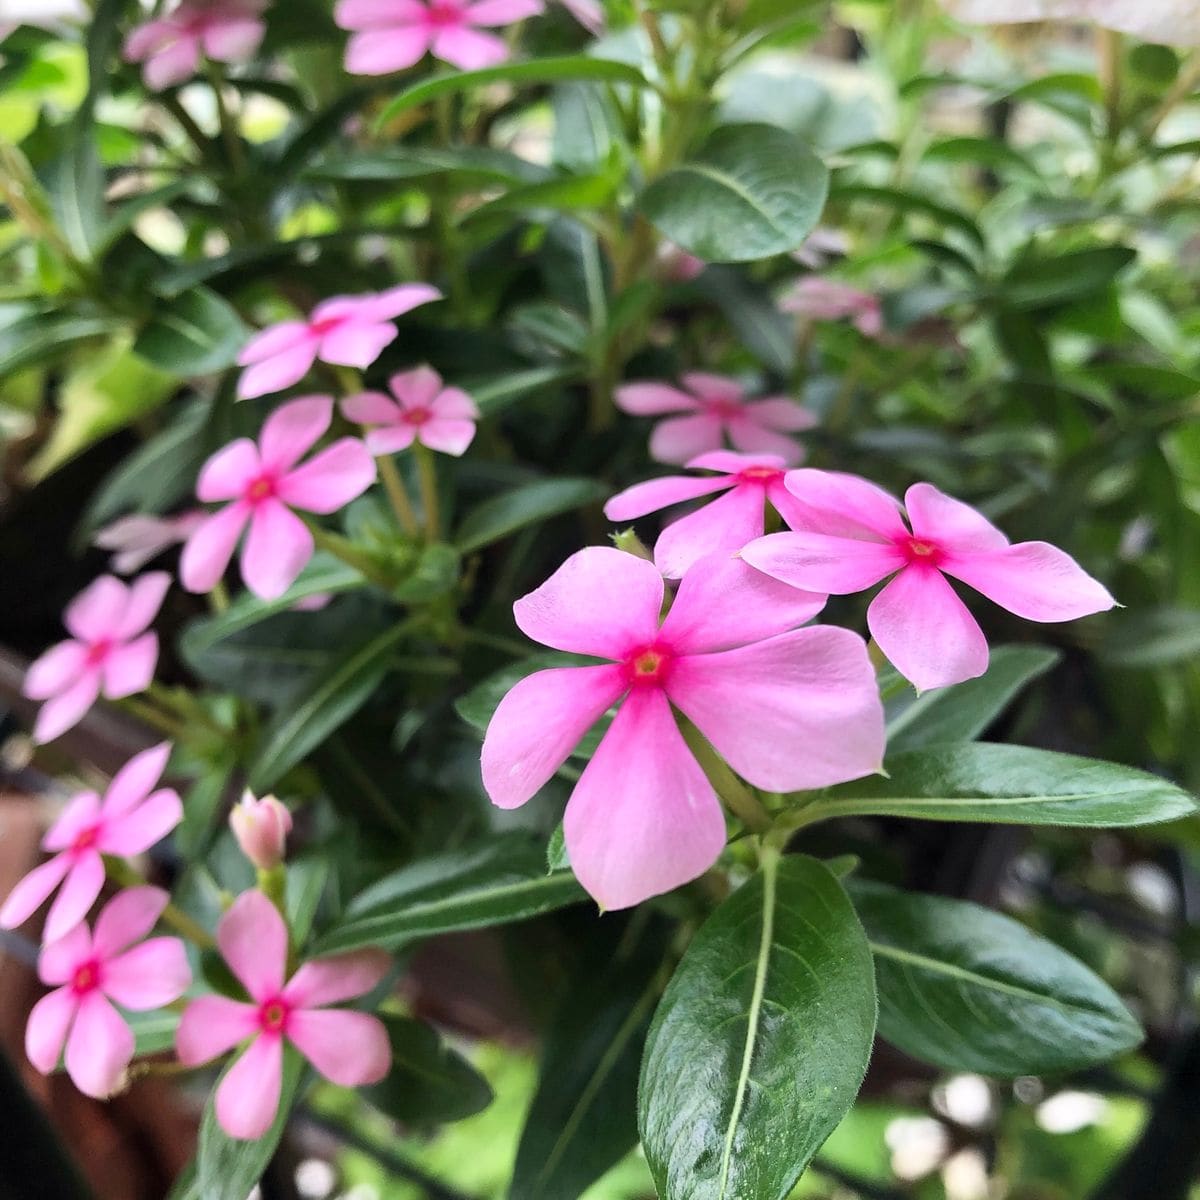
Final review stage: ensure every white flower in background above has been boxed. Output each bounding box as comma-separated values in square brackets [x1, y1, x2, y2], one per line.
[943, 0, 1200, 47]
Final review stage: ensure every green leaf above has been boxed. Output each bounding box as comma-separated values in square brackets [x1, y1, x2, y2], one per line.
[455, 478, 606, 553]
[510, 936, 662, 1200]
[456, 651, 595, 734]
[922, 135, 1041, 179]
[0, 310, 122, 380]
[886, 645, 1060, 752]
[1001, 246, 1136, 310]
[248, 620, 410, 792]
[196, 1046, 304, 1200]
[639, 855, 876, 1200]
[365, 1016, 493, 1124]
[1098, 607, 1200, 668]
[803, 744, 1198, 828]
[313, 837, 587, 955]
[468, 365, 580, 415]
[306, 145, 545, 187]
[128, 1007, 179, 1056]
[849, 879, 1143, 1075]
[638, 124, 829, 263]
[134, 287, 249, 375]
[49, 134, 105, 261]
[375, 56, 653, 126]
[831, 182, 985, 251]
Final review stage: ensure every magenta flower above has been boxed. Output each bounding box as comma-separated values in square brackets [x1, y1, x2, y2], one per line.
[177, 890, 391, 1139]
[0, 744, 181, 943]
[781, 277, 883, 337]
[335, 0, 545, 75]
[22, 573, 170, 744]
[94, 511, 206, 575]
[237, 284, 441, 400]
[25, 887, 191, 1098]
[122, 0, 268, 91]
[743, 472, 1117, 692]
[342, 365, 479, 457]
[604, 451, 811, 580]
[615, 372, 815, 466]
[180, 396, 376, 601]
[481, 549, 884, 909]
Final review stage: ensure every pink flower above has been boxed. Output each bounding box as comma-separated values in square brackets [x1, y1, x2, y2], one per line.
[230, 791, 292, 870]
[0, 744, 181, 943]
[335, 0, 545, 75]
[342, 365, 479, 457]
[604, 451, 809, 579]
[94, 511, 206, 575]
[781, 277, 883, 338]
[481, 548, 884, 909]
[122, 0, 268, 91]
[615, 372, 815, 466]
[742, 472, 1117, 692]
[25, 887, 191, 1098]
[176, 890, 391, 1139]
[180, 396, 377, 601]
[237, 284, 442, 401]
[22, 573, 170, 744]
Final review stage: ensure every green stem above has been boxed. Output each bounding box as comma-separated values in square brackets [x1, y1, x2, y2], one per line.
[681, 720, 772, 834]
[304, 520, 394, 589]
[118, 696, 185, 739]
[160, 93, 211, 162]
[206, 62, 246, 174]
[378, 455, 421, 538]
[414, 443, 441, 541]
[106, 858, 215, 949]
[209, 580, 230, 613]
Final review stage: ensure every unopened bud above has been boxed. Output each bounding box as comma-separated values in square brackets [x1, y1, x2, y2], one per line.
[230, 791, 292, 870]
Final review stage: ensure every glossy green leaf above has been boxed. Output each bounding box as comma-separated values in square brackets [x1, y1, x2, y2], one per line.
[638, 124, 829, 263]
[849, 879, 1143, 1074]
[1098, 607, 1200, 668]
[468, 365, 580, 414]
[128, 1007, 179, 1056]
[313, 837, 586, 955]
[455, 478, 606, 553]
[1001, 246, 1136, 310]
[365, 1016, 493, 1124]
[0, 310, 122, 379]
[134, 287, 248, 375]
[803, 744, 1198, 827]
[831, 182, 985, 250]
[886, 645, 1060, 751]
[305, 145, 545, 186]
[639, 854, 876, 1200]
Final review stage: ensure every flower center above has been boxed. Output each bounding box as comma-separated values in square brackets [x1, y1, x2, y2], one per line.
[426, 0, 465, 26]
[738, 466, 782, 485]
[406, 406, 432, 426]
[624, 644, 673, 688]
[309, 315, 343, 336]
[704, 398, 742, 421]
[72, 826, 100, 854]
[245, 475, 276, 504]
[258, 997, 291, 1035]
[84, 638, 112, 666]
[71, 960, 101, 995]
[901, 537, 942, 566]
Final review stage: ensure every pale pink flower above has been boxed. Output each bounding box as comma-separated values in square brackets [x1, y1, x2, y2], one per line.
[791, 227, 849, 270]
[176, 890, 391, 1139]
[122, 0, 268, 91]
[230, 791, 292, 870]
[335, 0, 545, 74]
[94, 511, 206, 575]
[25, 887, 191, 1098]
[237, 284, 442, 401]
[481, 548, 884, 909]
[22, 573, 170, 744]
[0, 744, 181, 943]
[781, 277, 884, 338]
[605, 451, 809, 579]
[180, 396, 376, 601]
[942, 0, 1200, 46]
[615, 372, 816, 466]
[743, 472, 1116, 692]
[342, 365, 479, 457]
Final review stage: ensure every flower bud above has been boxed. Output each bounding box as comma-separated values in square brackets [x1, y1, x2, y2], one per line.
[230, 791, 292, 870]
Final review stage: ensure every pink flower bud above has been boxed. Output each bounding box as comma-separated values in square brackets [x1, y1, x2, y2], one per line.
[230, 792, 292, 870]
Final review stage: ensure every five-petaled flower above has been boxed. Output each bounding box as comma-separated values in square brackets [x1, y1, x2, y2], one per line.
[335, 0, 545, 74]
[481, 548, 884, 910]
[742, 472, 1116, 692]
[176, 890, 391, 1139]
[123, 0, 268, 91]
[25, 887, 191, 1098]
[237, 284, 442, 400]
[604, 451, 809, 579]
[342, 365, 479, 457]
[781, 277, 883, 338]
[23, 573, 170, 744]
[180, 396, 376, 601]
[615, 372, 816, 466]
[0, 744, 182, 943]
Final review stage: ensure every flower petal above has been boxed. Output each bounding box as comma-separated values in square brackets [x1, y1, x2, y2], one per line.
[466, 0, 545, 23]
[99, 790, 183, 856]
[123, 18, 175, 62]
[200, 15, 265, 61]
[180, 503, 251, 594]
[741, 530, 905, 594]
[365, 426, 418, 455]
[43, 853, 105, 944]
[417, 418, 477, 456]
[0, 855, 71, 931]
[238, 321, 314, 366]
[196, 439, 261, 502]
[283, 949, 391, 1008]
[688, 450, 787, 475]
[659, 553, 825, 655]
[259, 395, 332, 474]
[176, 995, 259, 1065]
[481, 664, 626, 809]
[65, 992, 134, 1098]
[25, 988, 77, 1074]
[143, 35, 201, 89]
[38, 922, 93, 985]
[32, 671, 101, 743]
[241, 501, 314, 601]
[432, 25, 509, 68]
[667, 626, 885, 790]
[318, 319, 398, 368]
[654, 480, 767, 579]
[101, 632, 158, 699]
[429, 385, 478, 420]
[649, 413, 724, 466]
[113, 571, 170, 640]
[513, 547, 663, 659]
[92, 886, 170, 959]
[783, 468, 908, 540]
[564, 688, 725, 911]
[100, 742, 171, 820]
[237, 339, 319, 400]
[336, 0, 428, 28]
[867, 566, 989, 691]
[275, 439, 376, 514]
[603, 472, 733, 523]
[288, 1008, 391, 1085]
[215, 1034, 283, 1140]
[341, 390, 401, 427]
[103, 938, 191, 1010]
[904, 483, 1009, 553]
[218, 890, 288, 1003]
[64, 576, 126, 642]
[613, 382, 699, 416]
[390, 365, 444, 409]
[357, 283, 442, 322]
[44, 791, 103, 851]
[741, 396, 818, 433]
[24, 641, 87, 700]
[725, 418, 804, 465]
